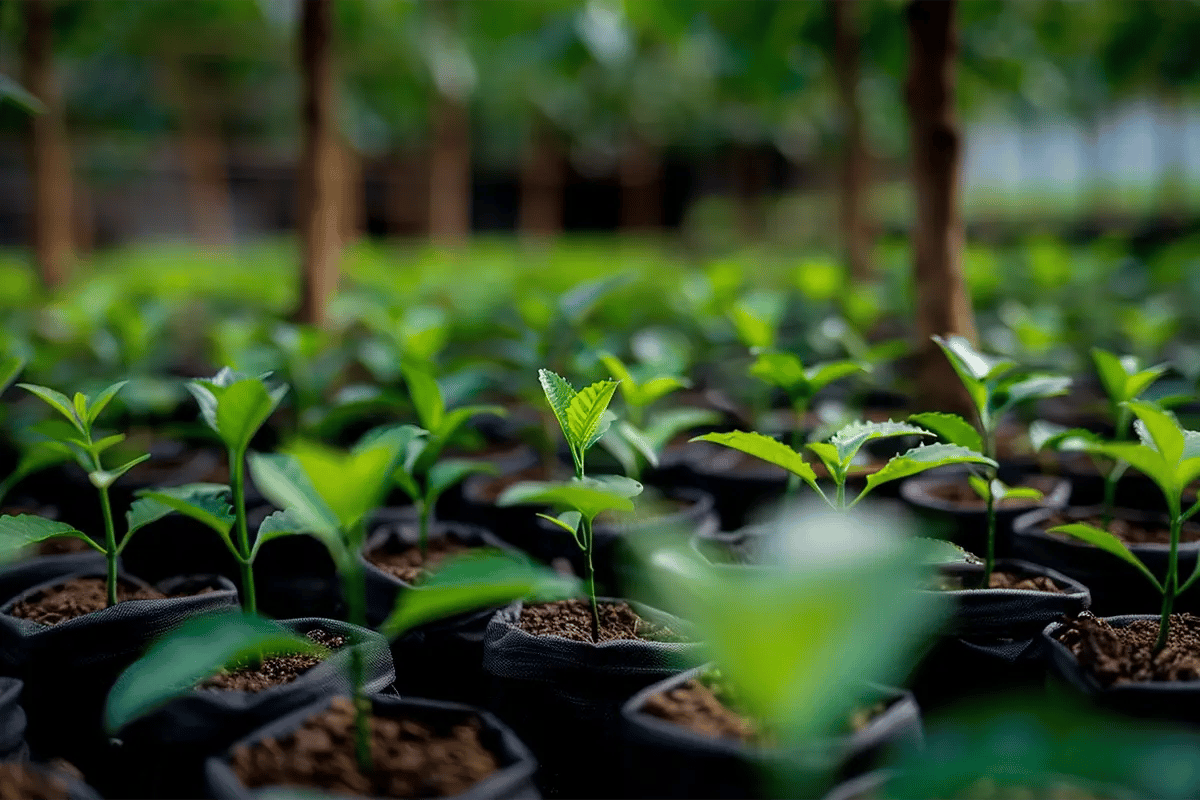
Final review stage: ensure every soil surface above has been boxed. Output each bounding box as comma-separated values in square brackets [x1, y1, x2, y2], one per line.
[936, 571, 1066, 593]
[9, 577, 166, 624]
[928, 481, 1051, 510]
[36, 537, 91, 556]
[1044, 512, 1200, 546]
[366, 535, 475, 584]
[230, 696, 500, 797]
[200, 629, 344, 692]
[642, 676, 888, 745]
[518, 598, 686, 643]
[0, 764, 68, 800]
[474, 463, 557, 503]
[1056, 613, 1200, 685]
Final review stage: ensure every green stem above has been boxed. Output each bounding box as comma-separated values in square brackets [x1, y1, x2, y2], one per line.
[418, 497, 430, 562]
[582, 515, 599, 643]
[1155, 513, 1182, 653]
[231, 450, 256, 614]
[97, 483, 118, 608]
[835, 479, 846, 510]
[982, 483, 996, 589]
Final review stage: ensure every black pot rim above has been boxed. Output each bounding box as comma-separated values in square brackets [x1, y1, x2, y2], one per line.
[1042, 613, 1200, 694]
[900, 474, 1071, 516]
[360, 519, 517, 591]
[926, 558, 1091, 600]
[1014, 506, 1200, 556]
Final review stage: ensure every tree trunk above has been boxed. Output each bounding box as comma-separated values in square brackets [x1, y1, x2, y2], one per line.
[386, 149, 426, 236]
[428, 93, 471, 244]
[905, 0, 977, 415]
[22, 0, 72, 289]
[518, 120, 563, 239]
[169, 60, 233, 248]
[833, 0, 872, 281]
[295, 0, 340, 327]
[339, 139, 364, 244]
[619, 134, 662, 231]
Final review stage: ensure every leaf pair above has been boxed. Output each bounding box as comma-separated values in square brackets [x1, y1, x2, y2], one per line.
[747, 351, 864, 406]
[538, 369, 618, 477]
[187, 368, 288, 458]
[498, 475, 643, 545]
[400, 363, 504, 462]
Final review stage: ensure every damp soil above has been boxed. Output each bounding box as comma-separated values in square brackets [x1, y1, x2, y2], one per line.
[642, 675, 889, 745]
[934, 571, 1067, 593]
[0, 764, 68, 800]
[200, 629, 345, 692]
[230, 696, 501, 798]
[366, 534, 476, 584]
[36, 537, 91, 556]
[1055, 612, 1200, 685]
[928, 481, 1051, 510]
[1044, 512, 1200, 546]
[8, 576, 216, 625]
[518, 598, 687, 643]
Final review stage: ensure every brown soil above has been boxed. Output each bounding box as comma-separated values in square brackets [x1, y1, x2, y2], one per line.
[230, 696, 501, 798]
[9, 577, 165, 625]
[366, 535, 474, 584]
[36, 537, 91, 556]
[518, 598, 687, 643]
[928, 481, 1052, 510]
[474, 463, 556, 503]
[641, 677, 889, 745]
[1044, 512, 1200, 546]
[936, 571, 1066, 593]
[200, 629, 345, 692]
[0, 764, 68, 800]
[1055, 613, 1200, 685]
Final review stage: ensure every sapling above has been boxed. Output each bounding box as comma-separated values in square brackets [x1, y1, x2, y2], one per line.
[0, 381, 188, 606]
[907, 336, 1071, 586]
[1046, 401, 1200, 652]
[692, 421, 995, 511]
[496, 369, 643, 641]
[0, 358, 66, 506]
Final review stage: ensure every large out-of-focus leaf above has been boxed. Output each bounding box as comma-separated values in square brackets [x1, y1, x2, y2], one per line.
[246, 452, 340, 539]
[497, 478, 639, 522]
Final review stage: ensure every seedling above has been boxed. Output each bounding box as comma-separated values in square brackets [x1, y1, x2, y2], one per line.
[0, 381, 186, 607]
[0, 358, 66, 506]
[596, 352, 720, 479]
[393, 363, 504, 559]
[497, 369, 642, 641]
[908, 336, 1071, 585]
[692, 420, 995, 510]
[1046, 401, 1200, 652]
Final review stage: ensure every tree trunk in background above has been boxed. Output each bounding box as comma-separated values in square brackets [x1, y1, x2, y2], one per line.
[22, 0, 72, 289]
[905, 0, 976, 414]
[339, 139, 364, 244]
[170, 61, 233, 249]
[386, 149, 427, 236]
[833, 0, 872, 281]
[295, 0, 340, 327]
[619, 134, 662, 231]
[519, 120, 563, 238]
[428, 93, 471, 244]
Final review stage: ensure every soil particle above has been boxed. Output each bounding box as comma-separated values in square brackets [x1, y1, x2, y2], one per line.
[0, 764, 68, 800]
[9, 577, 166, 625]
[1044, 512, 1200, 546]
[230, 696, 500, 797]
[200, 629, 344, 692]
[1056, 613, 1200, 685]
[928, 481, 1049, 509]
[366, 535, 474, 584]
[935, 571, 1066, 593]
[518, 598, 687, 643]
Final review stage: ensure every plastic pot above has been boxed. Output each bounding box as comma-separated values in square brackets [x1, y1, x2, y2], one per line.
[0, 678, 25, 762]
[482, 598, 702, 799]
[362, 519, 518, 705]
[204, 693, 540, 800]
[110, 617, 395, 800]
[620, 665, 921, 799]
[0, 551, 110, 617]
[1012, 506, 1200, 616]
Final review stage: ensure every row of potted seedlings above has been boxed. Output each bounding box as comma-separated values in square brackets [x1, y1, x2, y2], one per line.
[1, 330, 1199, 798]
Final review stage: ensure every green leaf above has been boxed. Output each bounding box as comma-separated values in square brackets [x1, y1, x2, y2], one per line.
[1092, 347, 1131, 404]
[968, 473, 991, 500]
[1088, 441, 1175, 501]
[0, 356, 23, 396]
[804, 442, 841, 478]
[86, 381, 129, 425]
[72, 393, 88, 425]
[215, 380, 287, 457]
[918, 538, 983, 565]
[1126, 366, 1169, 402]
[907, 412, 983, 453]
[401, 363, 445, 433]
[0, 515, 97, 560]
[930, 337, 993, 416]
[997, 375, 1073, 412]
[748, 351, 808, 395]
[427, 459, 497, 500]
[636, 376, 689, 408]
[251, 507, 323, 562]
[730, 301, 777, 351]
[135, 485, 235, 537]
[803, 361, 866, 392]
[859, 444, 997, 503]
[381, 551, 581, 641]
[616, 420, 659, 469]
[89, 453, 151, 490]
[599, 353, 637, 397]
[91, 434, 127, 455]
[104, 612, 323, 733]
[991, 482, 1043, 503]
[568, 380, 620, 453]
[19, 383, 83, 432]
[285, 429, 411, 531]
[538, 369, 577, 450]
[432, 404, 506, 447]
[497, 479, 638, 523]
[690, 431, 819, 488]
[537, 512, 581, 540]
[246, 452, 341, 539]
[1049, 523, 1163, 593]
[642, 408, 722, 451]
[1128, 401, 1186, 465]
[828, 421, 931, 465]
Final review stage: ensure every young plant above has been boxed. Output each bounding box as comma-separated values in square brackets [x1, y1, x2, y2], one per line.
[393, 363, 504, 559]
[1046, 401, 1200, 652]
[0, 358, 66, 506]
[496, 369, 642, 641]
[0, 381, 179, 606]
[596, 352, 720, 479]
[692, 421, 995, 510]
[909, 336, 1071, 585]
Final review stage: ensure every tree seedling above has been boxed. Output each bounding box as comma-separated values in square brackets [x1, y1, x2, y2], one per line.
[908, 336, 1071, 586]
[692, 420, 995, 511]
[0, 381, 187, 607]
[0, 358, 67, 507]
[497, 369, 642, 641]
[1046, 401, 1200, 653]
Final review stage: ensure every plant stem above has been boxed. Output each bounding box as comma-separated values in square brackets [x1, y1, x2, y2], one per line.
[418, 497, 430, 562]
[343, 554, 373, 773]
[97, 483, 118, 608]
[582, 515, 599, 643]
[786, 426, 803, 496]
[835, 479, 846, 510]
[982, 483, 996, 589]
[1155, 513, 1182, 653]
[231, 449, 256, 614]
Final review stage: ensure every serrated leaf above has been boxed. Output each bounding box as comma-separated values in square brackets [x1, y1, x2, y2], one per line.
[0, 356, 24, 396]
[251, 507, 320, 562]
[538, 368, 577, 448]
[858, 444, 996, 504]
[906, 412, 983, 453]
[568, 380, 620, 453]
[918, 538, 982, 565]
[89, 453, 151, 490]
[381, 550, 582, 641]
[20, 383, 83, 431]
[123, 495, 187, 551]
[135, 485, 235, 537]
[401, 363, 445, 433]
[691, 431, 820, 489]
[805, 441, 841, 477]
[87, 381, 128, 425]
[828, 421, 932, 465]
[0, 515, 96, 557]
[1050, 523, 1163, 592]
[105, 612, 323, 733]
